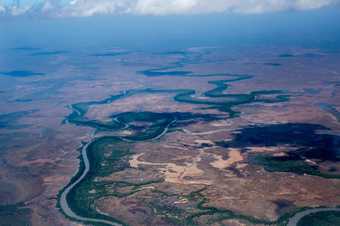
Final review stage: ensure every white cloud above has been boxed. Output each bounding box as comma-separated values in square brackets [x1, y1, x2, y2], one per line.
[134, 0, 197, 15]
[0, 1, 6, 14]
[134, 0, 339, 14]
[2, 0, 339, 17]
[59, 0, 135, 16]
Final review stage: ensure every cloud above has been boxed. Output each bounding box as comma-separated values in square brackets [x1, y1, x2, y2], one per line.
[134, 0, 197, 15]
[2, 0, 339, 17]
[0, 0, 6, 14]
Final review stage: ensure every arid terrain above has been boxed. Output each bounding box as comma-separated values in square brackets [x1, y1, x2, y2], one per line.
[1, 46, 340, 226]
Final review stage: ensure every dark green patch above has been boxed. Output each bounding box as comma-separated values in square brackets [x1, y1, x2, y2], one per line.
[279, 54, 295, 58]
[0, 70, 44, 77]
[264, 63, 282, 66]
[31, 50, 68, 56]
[0, 203, 31, 226]
[91, 52, 129, 57]
[218, 123, 340, 178]
[0, 110, 35, 129]
[298, 211, 340, 226]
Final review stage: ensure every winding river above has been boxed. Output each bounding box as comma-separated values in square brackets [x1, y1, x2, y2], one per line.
[58, 51, 340, 226]
[59, 142, 123, 226]
[59, 114, 189, 226]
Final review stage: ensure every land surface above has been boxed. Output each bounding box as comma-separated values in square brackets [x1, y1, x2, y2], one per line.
[0, 46, 340, 226]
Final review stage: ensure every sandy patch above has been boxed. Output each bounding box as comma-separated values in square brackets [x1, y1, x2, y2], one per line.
[246, 146, 286, 154]
[129, 153, 212, 185]
[210, 120, 232, 127]
[120, 130, 133, 136]
[210, 149, 244, 170]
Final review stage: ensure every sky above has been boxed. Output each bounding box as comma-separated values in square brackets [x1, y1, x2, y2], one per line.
[1, 0, 340, 17]
[0, 1, 339, 53]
